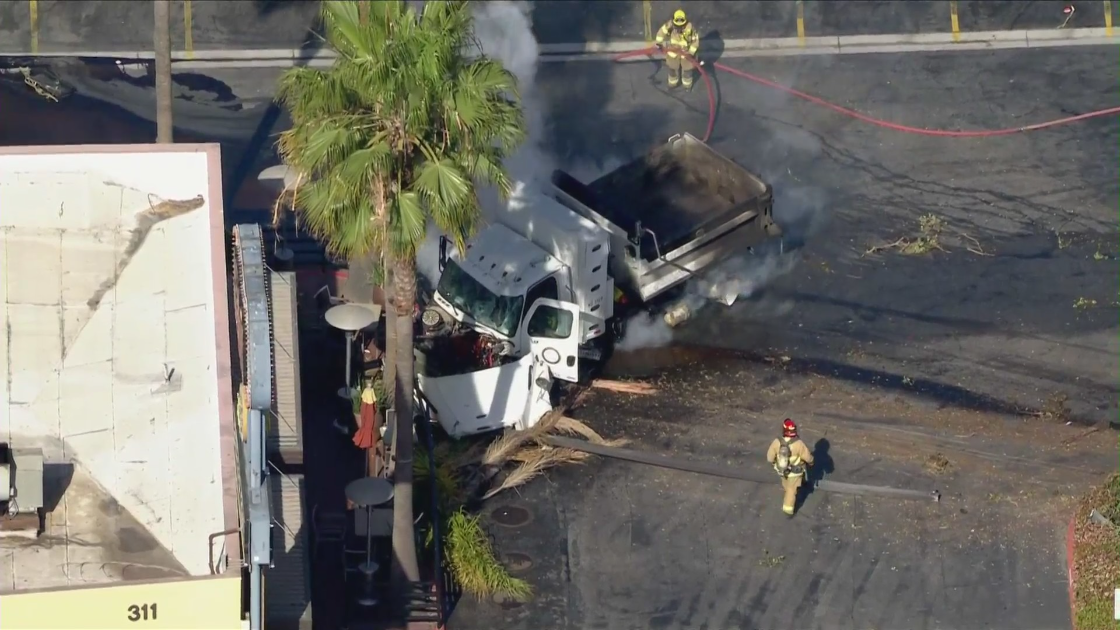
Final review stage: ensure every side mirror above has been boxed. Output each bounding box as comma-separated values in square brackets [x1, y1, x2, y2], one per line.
[438, 236, 449, 272]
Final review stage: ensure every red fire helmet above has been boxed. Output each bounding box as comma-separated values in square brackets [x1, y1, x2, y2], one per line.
[782, 418, 798, 438]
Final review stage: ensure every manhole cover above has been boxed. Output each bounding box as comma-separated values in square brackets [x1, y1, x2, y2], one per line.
[504, 552, 533, 573]
[490, 505, 533, 528]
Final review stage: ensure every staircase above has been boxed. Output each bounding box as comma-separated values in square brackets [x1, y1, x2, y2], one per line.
[406, 581, 443, 625]
[265, 473, 313, 630]
[268, 270, 304, 466]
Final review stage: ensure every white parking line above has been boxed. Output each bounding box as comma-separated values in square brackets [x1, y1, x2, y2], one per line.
[0, 27, 1115, 70]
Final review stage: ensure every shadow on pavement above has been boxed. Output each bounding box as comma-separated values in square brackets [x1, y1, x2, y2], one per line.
[797, 437, 834, 510]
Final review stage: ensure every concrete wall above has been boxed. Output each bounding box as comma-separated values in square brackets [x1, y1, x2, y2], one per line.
[0, 146, 228, 577]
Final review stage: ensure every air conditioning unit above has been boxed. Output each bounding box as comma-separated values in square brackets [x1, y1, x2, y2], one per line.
[0, 444, 45, 520]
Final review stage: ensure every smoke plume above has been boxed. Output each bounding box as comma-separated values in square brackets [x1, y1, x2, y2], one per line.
[416, 0, 549, 285]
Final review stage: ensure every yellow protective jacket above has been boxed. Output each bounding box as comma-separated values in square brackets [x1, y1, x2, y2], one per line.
[766, 437, 814, 477]
[655, 20, 699, 57]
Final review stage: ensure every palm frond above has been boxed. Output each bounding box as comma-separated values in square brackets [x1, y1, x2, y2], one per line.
[276, 0, 528, 262]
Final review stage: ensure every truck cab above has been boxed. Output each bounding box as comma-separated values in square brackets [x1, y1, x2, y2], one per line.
[432, 224, 572, 358]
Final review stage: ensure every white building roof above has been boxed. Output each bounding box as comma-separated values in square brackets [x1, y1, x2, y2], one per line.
[0, 144, 239, 594]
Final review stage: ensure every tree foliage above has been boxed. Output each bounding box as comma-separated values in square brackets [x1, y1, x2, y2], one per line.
[275, 0, 527, 262]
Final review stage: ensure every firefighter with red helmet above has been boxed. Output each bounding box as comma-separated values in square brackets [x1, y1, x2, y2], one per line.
[766, 418, 814, 516]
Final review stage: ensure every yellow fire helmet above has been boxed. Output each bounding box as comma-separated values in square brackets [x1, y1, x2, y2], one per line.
[673, 9, 687, 26]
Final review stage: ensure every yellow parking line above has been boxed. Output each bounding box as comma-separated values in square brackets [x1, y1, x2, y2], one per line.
[184, 0, 194, 59]
[643, 0, 652, 44]
[797, 0, 805, 45]
[29, 0, 38, 54]
[950, 0, 960, 42]
[1105, 0, 1113, 37]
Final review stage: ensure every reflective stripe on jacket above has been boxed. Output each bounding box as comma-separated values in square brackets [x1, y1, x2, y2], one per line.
[655, 21, 699, 57]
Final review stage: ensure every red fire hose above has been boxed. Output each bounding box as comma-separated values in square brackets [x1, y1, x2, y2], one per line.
[612, 46, 1120, 142]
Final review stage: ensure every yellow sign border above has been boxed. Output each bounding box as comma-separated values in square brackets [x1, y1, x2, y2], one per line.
[1, 574, 244, 630]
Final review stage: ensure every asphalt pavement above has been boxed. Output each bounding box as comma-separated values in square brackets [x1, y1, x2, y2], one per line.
[447, 357, 1113, 630]
[1, 29, 1116, 630]
[528, 44, 1119, 426]
[0, 1, 1115, 54]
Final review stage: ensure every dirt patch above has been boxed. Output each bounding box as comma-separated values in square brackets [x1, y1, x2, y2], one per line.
[1072, 474, 1120, 630]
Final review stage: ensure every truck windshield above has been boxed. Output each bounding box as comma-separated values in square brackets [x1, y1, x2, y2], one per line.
[436, 260, 525, 338]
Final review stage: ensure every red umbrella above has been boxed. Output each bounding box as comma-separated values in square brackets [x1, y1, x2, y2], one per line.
[352, 386, 379, 450]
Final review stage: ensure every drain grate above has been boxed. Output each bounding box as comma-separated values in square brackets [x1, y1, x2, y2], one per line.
[504, 552, 533, 573]
[490, 505, 533, 528]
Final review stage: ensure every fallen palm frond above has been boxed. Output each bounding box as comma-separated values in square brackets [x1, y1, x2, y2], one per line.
[556, 416, 630, 447]
[480, 409, 562, 467]
[590, 379, 657, 395]
[483, 447, 589, 500]
[444, 509, 532, 601]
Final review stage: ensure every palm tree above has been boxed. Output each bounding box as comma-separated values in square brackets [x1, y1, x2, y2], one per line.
[275, 0, 526, 608]
[153, 0, 172, 143]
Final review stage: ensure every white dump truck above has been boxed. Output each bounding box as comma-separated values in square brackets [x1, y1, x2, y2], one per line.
[416, 133, 782, 437]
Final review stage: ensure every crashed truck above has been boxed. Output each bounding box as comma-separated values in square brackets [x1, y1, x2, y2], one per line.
[416, 132, 783, 438]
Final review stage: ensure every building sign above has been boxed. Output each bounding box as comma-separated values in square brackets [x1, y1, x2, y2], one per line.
[1, 575, 243, 630]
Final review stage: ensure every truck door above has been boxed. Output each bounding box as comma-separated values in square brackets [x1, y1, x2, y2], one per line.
[523, 298, 581, 383]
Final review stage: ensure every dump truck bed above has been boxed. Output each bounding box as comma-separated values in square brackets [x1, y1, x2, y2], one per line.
[550, 133, 781, 304]
[584, 133, 771, 261]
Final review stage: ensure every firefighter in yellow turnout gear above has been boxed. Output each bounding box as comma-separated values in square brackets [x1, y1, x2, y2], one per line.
[655, 9, 700, 88]
[766, 418, 814, 516]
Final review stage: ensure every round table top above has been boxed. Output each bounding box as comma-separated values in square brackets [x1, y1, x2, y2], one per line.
[345, 476, 394, 507]
[325, 304, 378, 331]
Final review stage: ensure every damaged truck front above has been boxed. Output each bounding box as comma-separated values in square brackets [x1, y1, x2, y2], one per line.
[417, 133, 782, 438]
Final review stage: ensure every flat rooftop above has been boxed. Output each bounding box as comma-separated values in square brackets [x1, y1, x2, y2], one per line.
[0, 144, 239, 593]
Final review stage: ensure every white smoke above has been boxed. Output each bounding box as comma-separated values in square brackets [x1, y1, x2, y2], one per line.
[416, 0, 549, 286]
[695, 247, 800, 306]
[613, 242, 800, 352]
[616, 311, 673, 351]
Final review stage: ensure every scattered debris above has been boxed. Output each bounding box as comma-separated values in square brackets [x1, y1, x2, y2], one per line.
[863, 214, 990, 257]
[1089, 509, 1114, 528]
[763, 355, 793, 368]
[1072, 474, 1120, 629]
[1031, 392, 1072, 423]
[758, 550, 786, 568]
[864, 214, 947, 256]
[1073, 297, 1098, 310]
[591, 379, 657, 395]
[925, 453, 951, 474]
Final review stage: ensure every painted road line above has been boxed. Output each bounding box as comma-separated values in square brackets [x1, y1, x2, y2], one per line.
[1106, 0, 1113, 37]
[184, 0, 194, 60]
[797, 0, 806, 46]
[28, 0, 38, 55]
[5, 27, 1116, 67]
[950, 1, 961, 43]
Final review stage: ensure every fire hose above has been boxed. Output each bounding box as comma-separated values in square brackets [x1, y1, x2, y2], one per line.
[543, 435, 941, 502]
[612, 46, 1120, 142]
